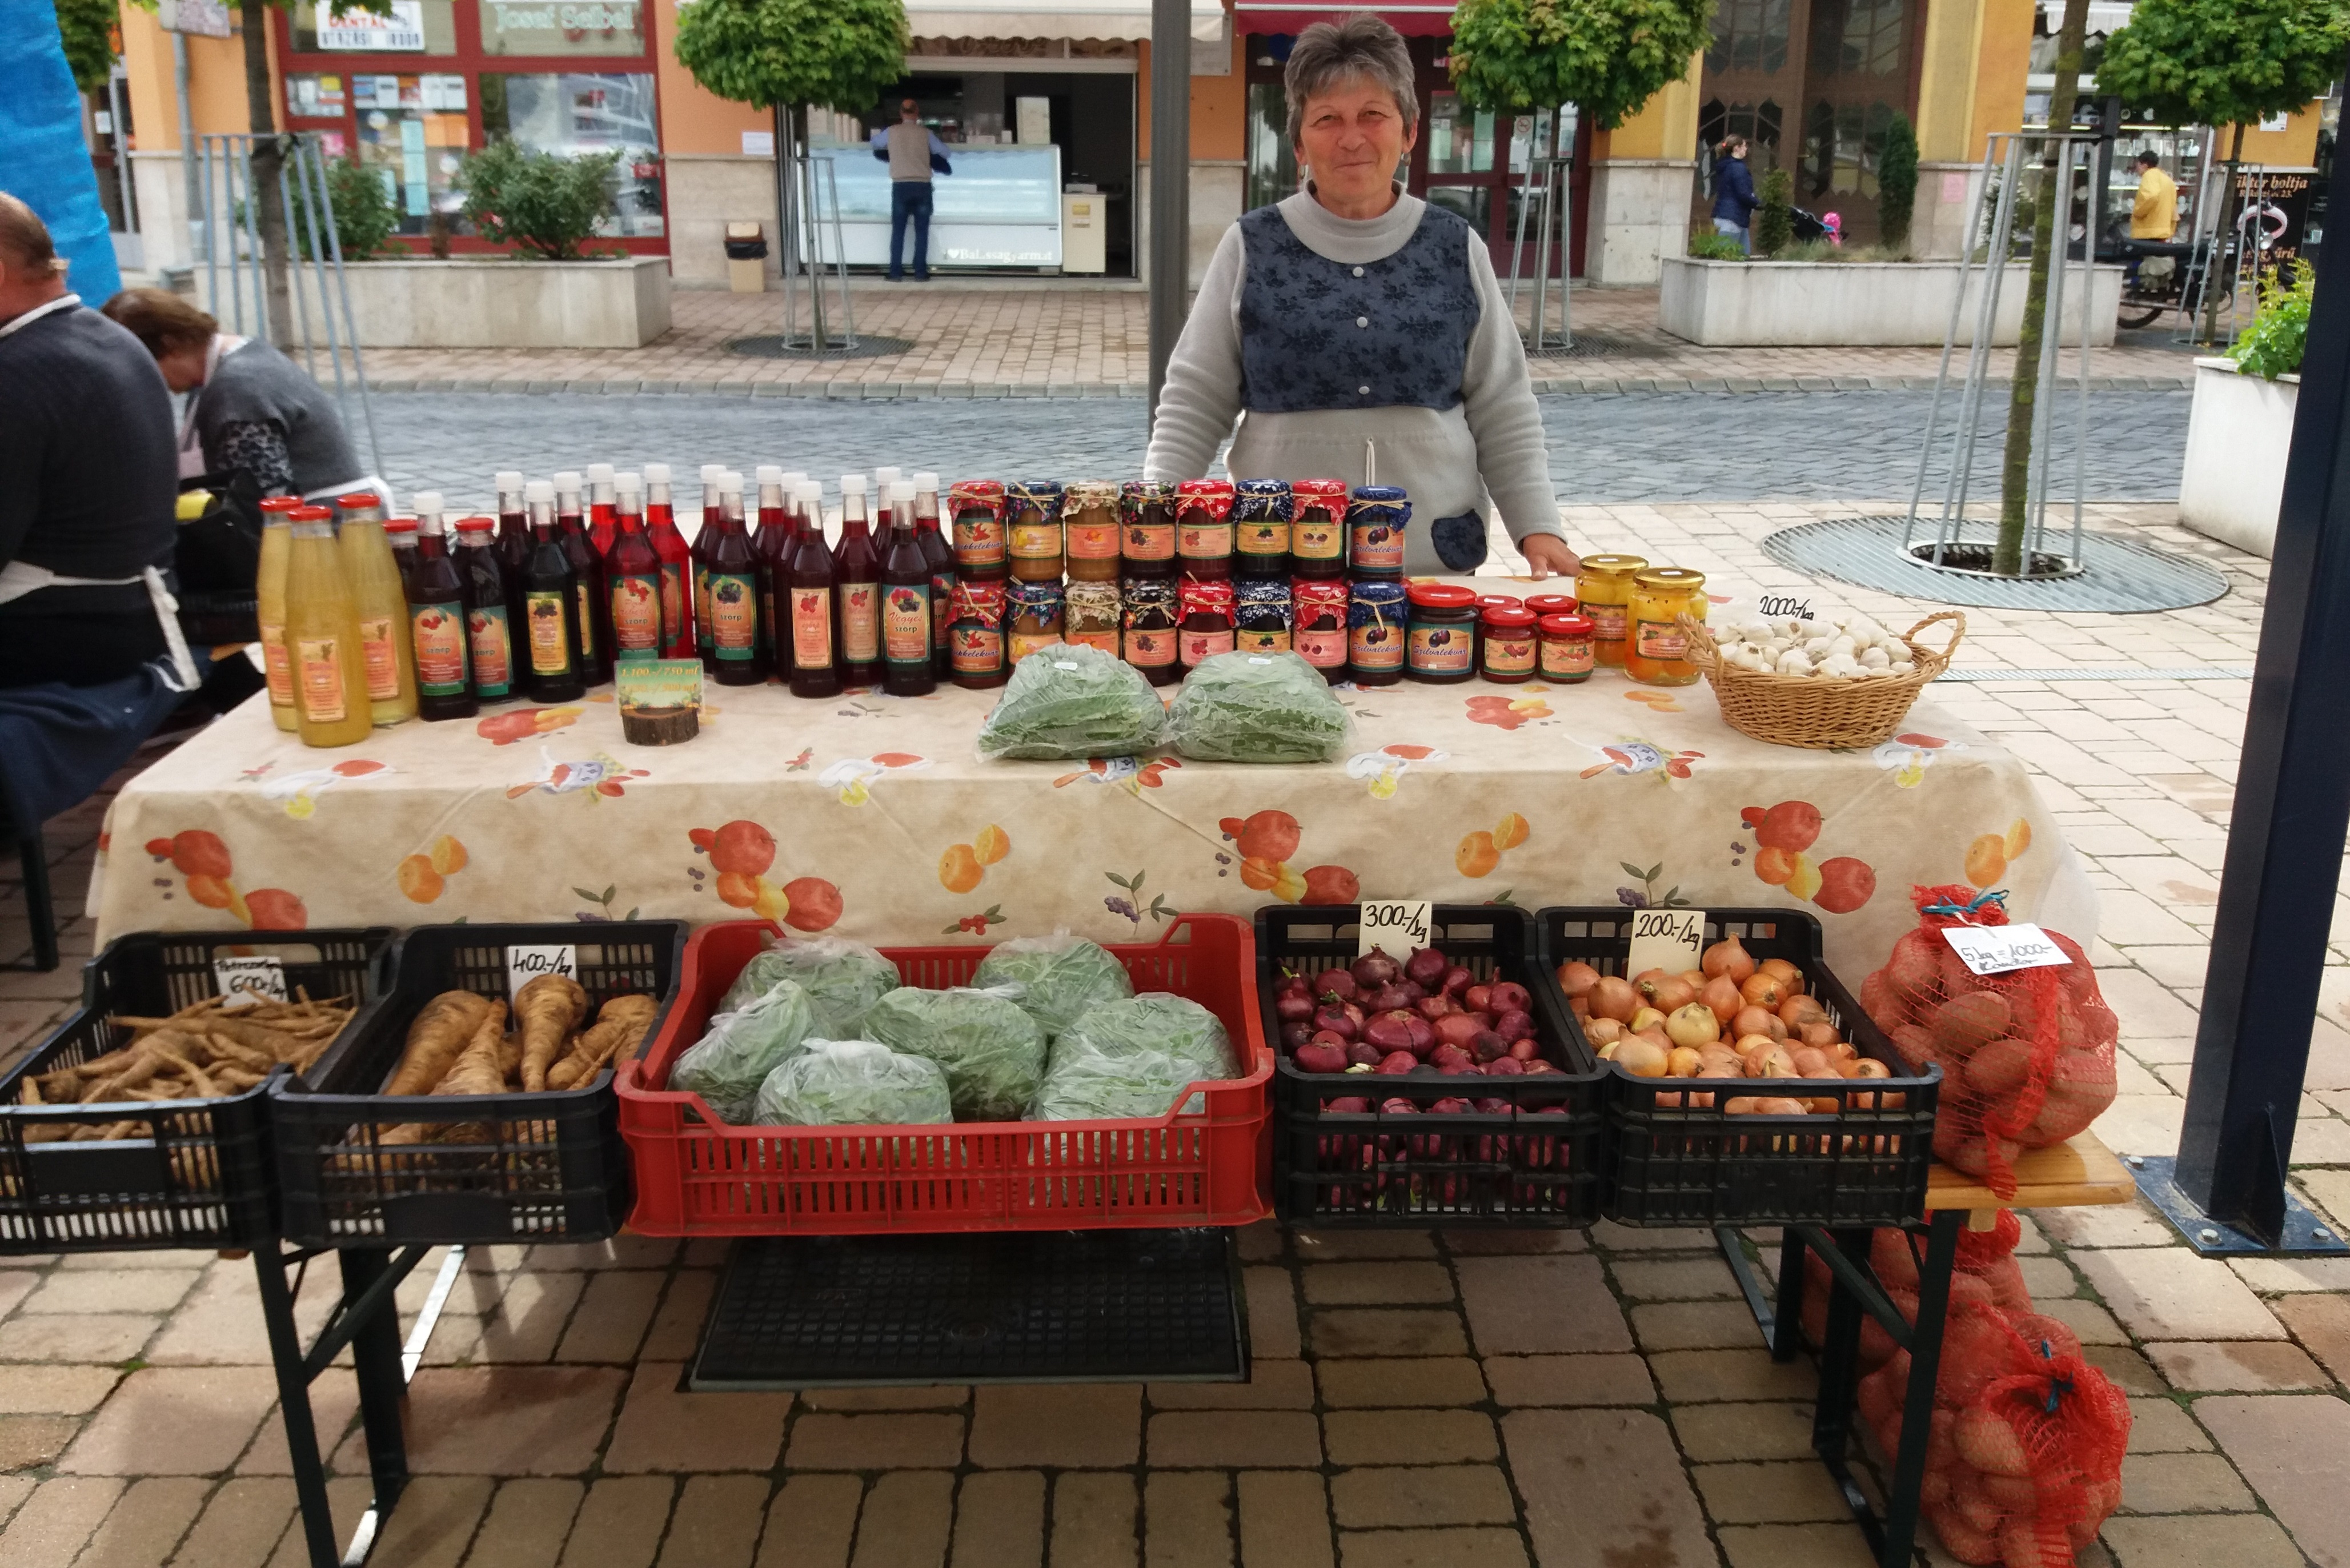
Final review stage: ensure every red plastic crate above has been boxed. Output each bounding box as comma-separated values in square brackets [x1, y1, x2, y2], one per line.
[615, 916, 1273, 1235]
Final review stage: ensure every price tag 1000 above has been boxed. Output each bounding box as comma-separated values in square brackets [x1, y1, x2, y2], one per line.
[212, 955, 288, 1008]
[1940, 923, 2071, 977]
[507, 944, 579, 1002]
[1357, 900, 1433, 959]
[1624, 908, 1706, 981]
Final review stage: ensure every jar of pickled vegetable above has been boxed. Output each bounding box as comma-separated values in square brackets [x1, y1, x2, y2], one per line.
[1626, 568, 1706, 686]
[1575, 554, 1647, 668]
[1480, 605, 1539, 684]
[1538, 612, 1595, 683]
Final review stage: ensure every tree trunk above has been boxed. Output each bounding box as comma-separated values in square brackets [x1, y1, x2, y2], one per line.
[2200, 121, 2246, 346]
[1994, 0, 2090, 576]
[239, 0, 294, 346]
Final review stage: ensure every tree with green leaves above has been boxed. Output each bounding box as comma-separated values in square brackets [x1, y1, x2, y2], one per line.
[1447, 0, 1712, 130]
[1754, 166, 1793, 255]
[53, 0, 118, 94]
[1877, 113, 1918, 248]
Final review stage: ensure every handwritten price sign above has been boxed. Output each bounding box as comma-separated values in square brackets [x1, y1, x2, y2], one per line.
[1625, 908, 1705, 979]
[1358, 900, 1433, 959]
[506, 944, 579, 1002]
[212, 955, 288, 1007]
[1940, 923, 2071, 977]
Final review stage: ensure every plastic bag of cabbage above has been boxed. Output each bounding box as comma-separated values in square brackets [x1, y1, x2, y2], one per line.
[669, 979, 816, 1124]
[975, 641, 1169, 760]
[861, 985, 1048, 1121]
[752, 1039, 954, 1126]
[1026, 994, 1236, 1121]
[1165, 651, 1352, 763]
[973, 932, 1133, 1037]
[721, 933, 900, 1038]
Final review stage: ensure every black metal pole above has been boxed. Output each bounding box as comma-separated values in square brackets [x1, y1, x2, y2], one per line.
[1147, 0, 1192, 425]
[2175, 64, 2350, 1245]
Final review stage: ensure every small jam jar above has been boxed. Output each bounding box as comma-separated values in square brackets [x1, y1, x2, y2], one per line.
[1348, 579, 1408, 685]
[1626, 568, 1707, 686]
[1538, 612, 1595, 683]
[1575, 554, 1648, 668]
[1405, 583, 1479, 683]
[1480, 605, 1539, 683]
[1289, 480, 1349, 575]
[1346, 487, 1411, 576]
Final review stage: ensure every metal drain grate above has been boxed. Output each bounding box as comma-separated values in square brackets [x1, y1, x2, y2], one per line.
[689, 1228, 1245, 1390]
[725, 334, 919, 360]
[1763, 515, 2232, 613]
[1523, 333, 1660, 361]
[1942, 667, 2253, 681]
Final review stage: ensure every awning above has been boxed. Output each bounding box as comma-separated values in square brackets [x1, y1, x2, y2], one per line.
[906, 0, 1227, 42]
[2038, 0, 2134, 35]
[1234, 3, 1456, 37]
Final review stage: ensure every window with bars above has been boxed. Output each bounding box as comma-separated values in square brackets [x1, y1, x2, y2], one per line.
[1800, 98, 1898, 200]
[1704, 0, 1793, 76]
[1809, 0, 1907, 79]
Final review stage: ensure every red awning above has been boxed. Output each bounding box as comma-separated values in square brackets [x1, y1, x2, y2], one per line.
[1236, 4, 1456, 36]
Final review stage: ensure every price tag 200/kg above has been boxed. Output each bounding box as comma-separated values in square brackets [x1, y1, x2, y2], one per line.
[1940, 923, 2071, 977]
[212, 955, 288, 1007]
[1358, 900, 1433, 959]
[1624, 908, 1705, 980]
[507, 945, 579, 1002]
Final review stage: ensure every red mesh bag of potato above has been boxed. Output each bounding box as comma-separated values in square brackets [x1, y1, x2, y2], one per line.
[1861, 885, 2119, 1198]
[1802, 1216, 2028, 1367]
[1950, 1314, 2131, 1568]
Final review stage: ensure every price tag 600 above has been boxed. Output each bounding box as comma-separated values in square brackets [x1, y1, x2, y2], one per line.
[1941, 923, 2071, 977]
[507, 945, 579, 1001]
[1625, 908, 1705, 980]
[1358, 900, 1433, 959]
[212, 955, 288, 1008]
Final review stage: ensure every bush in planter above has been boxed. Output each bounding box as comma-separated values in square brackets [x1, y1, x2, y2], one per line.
[2231, 270, 2313, 380]
[1878, 113, 1918, 248]
[292, 159, 402, 261]
[1754, 167, 1794, 256]
[458, 141, 621, 260]
[1687, 227, 1746, 260]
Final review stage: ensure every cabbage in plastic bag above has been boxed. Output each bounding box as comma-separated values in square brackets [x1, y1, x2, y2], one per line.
[972, 932, 1134, 1038]
[752, 1038, 955, 1127]
[669, 979, 817, 1124]
[1027, 993, 1236, 1121]
[720, 933, 900, 1037]
[861, 985, 1048, 1121]
[977, 641, 1169, 760]
[1165, 651, 1352, 764]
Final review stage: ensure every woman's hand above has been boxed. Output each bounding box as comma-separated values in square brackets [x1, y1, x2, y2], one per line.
[1521, 535, 1581, 580]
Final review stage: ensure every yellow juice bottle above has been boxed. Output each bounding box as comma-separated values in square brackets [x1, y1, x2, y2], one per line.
[338, 496, 419, 726]
[255, 496, 301, 731]
[286, 508, 374, 747]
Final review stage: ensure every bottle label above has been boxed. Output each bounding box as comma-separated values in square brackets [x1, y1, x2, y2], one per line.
[884, 584, 931, 664]
[411, 602, 468, 696]
[1634, 618, 1687, 660]
[1124, 627, 1176, 668]
[709, 573, 758, 659]
[1237, 628, 1292, 655]
[296, 637, 348, 722]
[929, 572, 955, 652]
[1122, 522, 1176, 562]
[611, 573, 661, 653]
[955, 513, 1005, 568]
[259, 623, 294, 708]
[1541, 636, 1594, 679]
[840, 584, 879, 664]
[1008, 522, 1062, 561]
[1237, 522, 1288, 558]
[574, 584, 597, 659]
[1408, 624, 1474, 675]
[660, 562, 688, 649]
[1295, 626, 1348, 668]
[1065, 628, 1121, 655]
[1350, 621, 1404, 672]
[952, 625, 1004, 676]
[1008, 629, 1062, 663]
[695, 568, 714, 649]
[1350, 523, 1406, 574]
[526, 591, 572, 676]
[791, 588, 834, 669]
[1180, 627, 1236, 665]
[1292, 514, 1344, 561]
[1065, 518, 1121, 560]
[468, 606, 514, 696]
[1178, 520, 1234, 560]
[1484, 633, 1539, 676]
[358, 616, 400, 700]
[1586, 602, 1629, 643]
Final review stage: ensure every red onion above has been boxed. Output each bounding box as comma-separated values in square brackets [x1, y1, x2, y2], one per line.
[1405, 947, 1450, 988]
[1352, 947, 1401, 988]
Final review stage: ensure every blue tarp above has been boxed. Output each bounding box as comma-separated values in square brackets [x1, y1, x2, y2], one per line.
[0, 0, 122, 303]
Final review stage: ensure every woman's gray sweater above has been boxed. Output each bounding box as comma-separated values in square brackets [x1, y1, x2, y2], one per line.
[1142, 185, 1564, 576]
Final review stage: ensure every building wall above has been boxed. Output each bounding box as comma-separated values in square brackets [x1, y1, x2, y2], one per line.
[1585, 52, 1705, 284]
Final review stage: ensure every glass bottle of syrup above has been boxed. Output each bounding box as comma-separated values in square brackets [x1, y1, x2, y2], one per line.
[704, 472, 766, 685]
[338, 494, 418, 726]
[285, 506, 374, 748]
[912, 471, 955, 679]
[552, 471, 609, 686]
[522, 479, 585, 703]
[454, 518, 517, 705]
[693, 463, 724, 670]
[881, 479, 936, 697]
[834, 474, 882, 687]
[407, 507, 476, 722]
[256, 495, 302, 733]
[787, 480, 841, 699]
[385, 511, 420, 603]
[643, 463, 695, 660]
[605, 471, 664, 662]
[585, 462, 617, 556]
[751, 466, 797, 673]
[493, 469, 533, 647]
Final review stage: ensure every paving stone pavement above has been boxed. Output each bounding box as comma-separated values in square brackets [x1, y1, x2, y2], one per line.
[1, 494, 2345, 1566]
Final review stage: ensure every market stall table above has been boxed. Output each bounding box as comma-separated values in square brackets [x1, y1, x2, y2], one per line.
[91, 675, 2091, 972]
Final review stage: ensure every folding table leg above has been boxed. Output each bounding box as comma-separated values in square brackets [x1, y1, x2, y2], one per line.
[1770, 1227, 1808, 1362]
[1881, 1209, 1963, 1567]
[1810, 1228, 1870, 1463]
[340, 1249, 410, 1517]
[254, 1250, 341, 1568]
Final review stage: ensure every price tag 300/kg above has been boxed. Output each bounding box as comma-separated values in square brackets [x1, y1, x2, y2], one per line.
[1358, 900, 1433, 959]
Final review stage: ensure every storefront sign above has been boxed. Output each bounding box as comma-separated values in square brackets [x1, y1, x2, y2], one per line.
[319, 1, 427, 50]
[481, 0, 645, 53]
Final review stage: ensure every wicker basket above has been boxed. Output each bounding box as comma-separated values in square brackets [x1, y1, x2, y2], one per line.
[1678, 610, 1965, 749]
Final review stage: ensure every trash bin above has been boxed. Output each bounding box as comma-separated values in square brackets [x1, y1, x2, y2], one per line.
[724, 221, 769, 293]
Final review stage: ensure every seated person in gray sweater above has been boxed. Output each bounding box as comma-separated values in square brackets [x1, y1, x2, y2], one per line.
[1142, 15, 1579, 580]
[103, 287, 368, 502]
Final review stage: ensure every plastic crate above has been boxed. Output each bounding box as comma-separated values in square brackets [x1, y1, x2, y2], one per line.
[270, 921, 684, 1246]
[1533, 907, 1941, 1227]
[615, 915, 1272, 1236]
[1257, 905, 1606, 1226]
[0, 929, 393, 1254]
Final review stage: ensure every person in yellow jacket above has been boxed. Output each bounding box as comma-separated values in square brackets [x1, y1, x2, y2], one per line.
[2131, 151, 2178, 239]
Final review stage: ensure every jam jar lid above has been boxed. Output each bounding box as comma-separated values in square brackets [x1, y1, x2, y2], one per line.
[1064, 480, 1119, 508]
[1524, 593, 1578, 615]
[1578, 553, 1649, 576]
[1633, 567, 1707, 592]
[1539, 613, 1595, 635]
[1120, 479, 1176, 504]
[1292, 478, 1350, 498]
[1176, 478, 1236, 499]
[1406, 583, 1479, 609]
[1349, 486, 1410, 504]
[1481, 605, 1538, 629]
[1476, 593, 1523, 611]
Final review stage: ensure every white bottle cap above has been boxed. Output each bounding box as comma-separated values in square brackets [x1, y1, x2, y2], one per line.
[700, 464, 725, 485]
[615, 471, 643, 495]
[586, 462, 615, 484]
[756, 464, 784, 486]
[552, 470, 583, 492]
[411, 490, 443, 516]
[781, 470, 807, 490]
[717, 472, 744, 496]
[892, 481, 916, 504]
[875, 466, 903, 489]
[797, 481, 825, 504]
[644, 462, 671, 484]
[913, 471, 940, 492]
[494, 470, 523, 492]
[525, 479, 555, 504]
[841, 474, 867, 495]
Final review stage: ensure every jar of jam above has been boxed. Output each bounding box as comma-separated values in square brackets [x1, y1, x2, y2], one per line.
[1348, 578, 1408, 685]
[1122, 576, 1180, 685]
[1347, 487, 1410, 576]
[1292, 578, 1349, 681]
[1007, 480, 1065, 582]
[1007, 579, 1065, 665]
[948, 578, 1009, 688]
[1233, 480, 1291, 577]
[1178, 578, 1236, 671]
[1234, 578, 1292, 653]
[1063, 481, 1122, 582]
[1064, 578, 1122, 653]
[1575, 554, 1647, 668]
[1405, 583, 1478, 683]
[950, 480, 1007, 575]
[1539, 612, 1595, 683]
[1525, 592, 1578, 619]
[1176, 479, 1236, 576]
[1481, 605, 1539, 684]
[1120, 480, 1177, 572]
[1290, 480, 1348, 577]
[1627, 567, 1707, 686]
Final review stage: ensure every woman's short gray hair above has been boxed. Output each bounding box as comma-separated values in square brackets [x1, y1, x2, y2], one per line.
[1284, 14, 1418, 149]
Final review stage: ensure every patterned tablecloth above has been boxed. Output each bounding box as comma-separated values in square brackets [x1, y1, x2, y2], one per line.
[90, 671, 2092, 979]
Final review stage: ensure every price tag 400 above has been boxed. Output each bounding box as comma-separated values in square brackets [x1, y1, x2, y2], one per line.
[1357, 900, 1433, 959]
[1625, 908, 1705, 980]
[507, 944, 579, 1002]
[1940, 923, 2071, 977]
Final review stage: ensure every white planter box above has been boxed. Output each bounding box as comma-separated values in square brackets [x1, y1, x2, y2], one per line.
[1658, 257, 2122, 347]
[2178, 356, 2296, 558]
[256, 256, 672, 349]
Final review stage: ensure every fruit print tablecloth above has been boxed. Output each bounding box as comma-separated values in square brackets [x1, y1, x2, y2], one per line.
[89, 673, 2094, 980]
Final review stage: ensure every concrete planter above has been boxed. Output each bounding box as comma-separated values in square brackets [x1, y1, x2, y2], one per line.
[281, 256, 671, 348]
[1658, 256, 2122, 347]
[2179, 356, 2296, 558]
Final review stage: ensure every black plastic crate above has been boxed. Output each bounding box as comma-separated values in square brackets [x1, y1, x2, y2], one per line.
[1534, 907, 1940, 1228]
[1257, 904, 1605, 1226]
[270, 921, 684, 1247]
[0, 928, 394, 1254]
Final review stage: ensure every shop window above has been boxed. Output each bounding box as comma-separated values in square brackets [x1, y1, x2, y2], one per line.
[1245, 81, 1298, 212]
[1801, 98, 1896, 201]
[1425, 184, 1493, 232]
[1698, 99, 1784, 165]
[480, 72, 665, 237]
[1705, 0, 1791, 76]
[477, 0, 646, 56]
[1810, 0, 1907, 79]
[353, 73, 471, 228]
[292, 0, 458, 55]
[1426, 93, 1495, 176]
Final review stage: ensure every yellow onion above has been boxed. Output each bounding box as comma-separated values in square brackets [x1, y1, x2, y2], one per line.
[1702, 933, 1757, 984]
[1665, 1003, 1722, 1048]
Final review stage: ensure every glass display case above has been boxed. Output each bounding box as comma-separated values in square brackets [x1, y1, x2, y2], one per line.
[808, 143, 1062, 270]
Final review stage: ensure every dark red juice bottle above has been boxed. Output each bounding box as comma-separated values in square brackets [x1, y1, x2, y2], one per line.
[406, 507, 476, 722]
[605, 471, 664, 661]
[642, 463, 695, 660]
[833, 474, 881, 688]
[881, 480, 935, 697]
[912, 470, 955, 679]
[693, 464, 724, 671]
[454, 518, 517, 705]
[705, 473, 766, 685]
[552, 470, 611, 687]
[752, 466, 803, 674]
[494, 469, 533, 653]
[787, 480, 841, 699]
[586, 462, 617, 556]
[521, 480, 584, 703]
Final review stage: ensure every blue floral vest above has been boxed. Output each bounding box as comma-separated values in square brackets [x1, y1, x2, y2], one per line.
[1237, 202, 1481, 415]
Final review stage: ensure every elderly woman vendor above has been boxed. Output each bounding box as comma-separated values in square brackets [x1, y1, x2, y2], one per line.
[1143, 14, 1577, 579]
